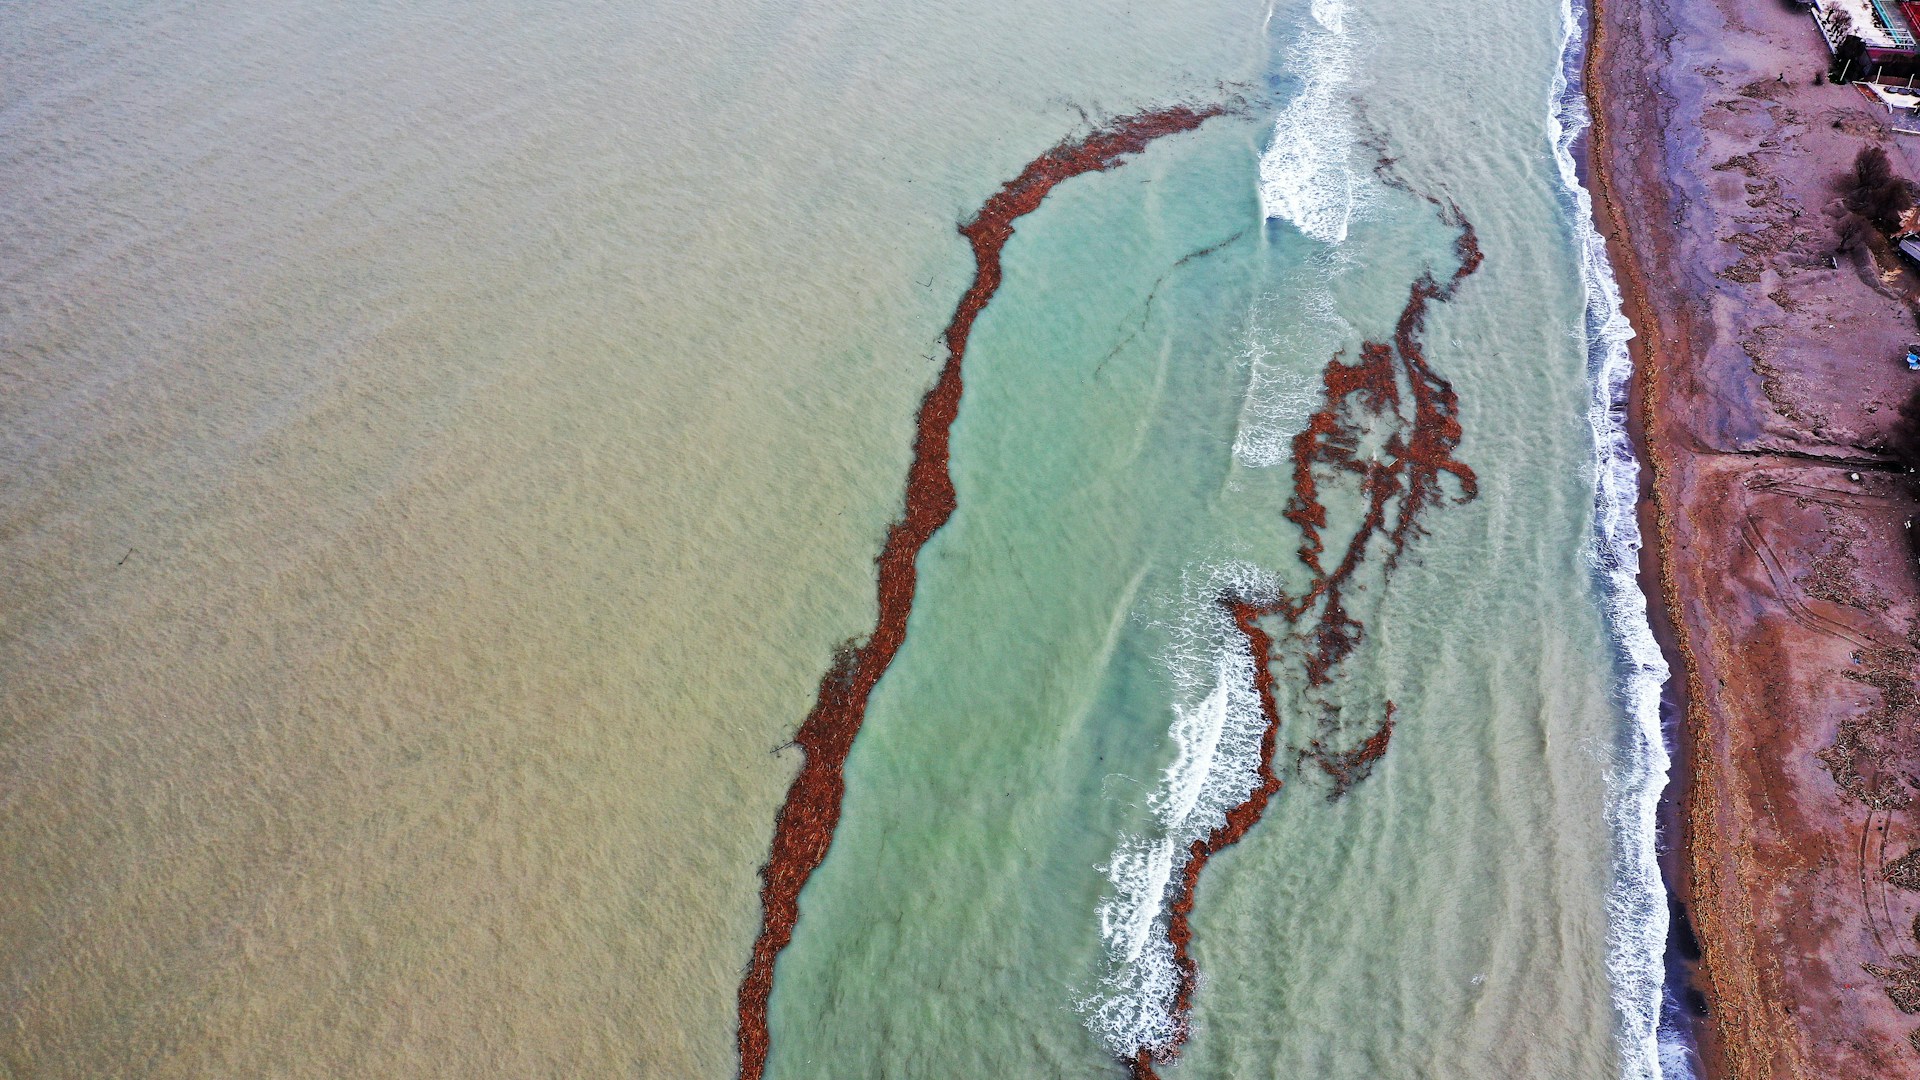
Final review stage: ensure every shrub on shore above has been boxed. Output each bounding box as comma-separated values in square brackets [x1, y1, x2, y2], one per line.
[1841, 145, 1914, 234]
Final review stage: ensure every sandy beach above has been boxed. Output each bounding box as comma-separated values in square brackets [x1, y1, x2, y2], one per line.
[1588, 0, 1920, 1070]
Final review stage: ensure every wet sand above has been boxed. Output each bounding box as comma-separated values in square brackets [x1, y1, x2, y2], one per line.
[1588, 0, 1920, 1071]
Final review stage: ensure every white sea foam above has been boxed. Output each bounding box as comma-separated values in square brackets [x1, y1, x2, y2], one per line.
[1080, 562, 1277, 1058]
[1309, 0, 1345, 34]
[1231, 288, 1342, 467]
[1259, 0, 1361, 243]
[1241, 0, 1366, 467]
[1549, 2, 1690, 1076]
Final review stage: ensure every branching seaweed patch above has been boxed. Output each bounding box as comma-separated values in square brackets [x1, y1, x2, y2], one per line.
[1128, 181, 1483, 1080]
[1304, 704, 1397, 801]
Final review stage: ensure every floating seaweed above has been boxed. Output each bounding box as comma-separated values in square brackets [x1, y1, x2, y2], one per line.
[1128, 185, 1483, 1080]
[1304, 704, 1397, 802]
[734, 108, 1480, 1080]
[734, 104, 1229, 1080]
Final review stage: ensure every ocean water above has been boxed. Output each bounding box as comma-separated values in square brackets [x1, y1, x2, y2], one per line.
[768, 0, 1674, 1074]
[1, 0, 1668, 1078]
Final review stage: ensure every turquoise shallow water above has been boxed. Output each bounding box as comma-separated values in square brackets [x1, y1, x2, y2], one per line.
[1, 0, 1666, 1075]
[766, 0, 1650, 1075]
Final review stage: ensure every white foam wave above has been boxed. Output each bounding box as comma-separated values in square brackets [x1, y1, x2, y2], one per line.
[1259, 0, 1361, 243]
[1240, 0, 1368, 468]
[1080, 562, 1277, 1058]
[1231, 288, 1342, 467]
[1549, 3, 1689, 1077]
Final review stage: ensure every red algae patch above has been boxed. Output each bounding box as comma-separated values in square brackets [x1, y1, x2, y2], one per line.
[734, 104, 1227, 1080]
[1128, 192, 1483, 1080]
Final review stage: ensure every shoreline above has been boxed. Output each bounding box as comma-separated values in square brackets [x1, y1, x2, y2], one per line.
[1584, 0, 1920, 1071]
[1585, 79, 1712, 1075]
[1554, 0, 1701, 1065]
[1577, 0, 1710, 1067]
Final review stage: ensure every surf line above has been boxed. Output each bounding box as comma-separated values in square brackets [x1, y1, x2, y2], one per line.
[734, 103, 1230, 1080]
[1129, 193, 1483, 1080]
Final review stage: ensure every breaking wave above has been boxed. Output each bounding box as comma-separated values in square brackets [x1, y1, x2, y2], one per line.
[1258, 0, 1362, 242]
[1079, 562, 1277, 1058]
[1243, 0, 1371, 466]
[1549, 2, 1690, 1077]
[1232, 287, 1347, 467]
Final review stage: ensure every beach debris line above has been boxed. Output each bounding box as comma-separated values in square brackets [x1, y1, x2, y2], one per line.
[1125, 184, 1483, 1080]
[1886, 847, 1920, 889]
[732, 102, 1230, 1080]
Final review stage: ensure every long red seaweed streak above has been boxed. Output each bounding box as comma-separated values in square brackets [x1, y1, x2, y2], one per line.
[735, 104, 1228, 1080]
[1128, 196, 1483, 1080]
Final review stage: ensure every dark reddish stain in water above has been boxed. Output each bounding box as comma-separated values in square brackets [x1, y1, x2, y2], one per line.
[1306, 703, 1397, 801]
[1129, 194, 1484, 1080]
[734, 104, 1227, 1080]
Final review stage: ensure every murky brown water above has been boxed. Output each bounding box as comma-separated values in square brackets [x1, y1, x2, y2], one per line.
[1, 2, 1262, 1075]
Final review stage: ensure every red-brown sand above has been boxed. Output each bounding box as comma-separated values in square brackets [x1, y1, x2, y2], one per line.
[1587, 0, 1920, 1071]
